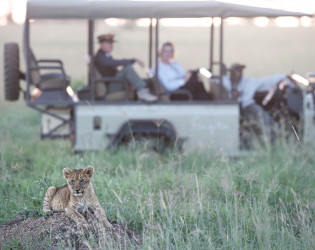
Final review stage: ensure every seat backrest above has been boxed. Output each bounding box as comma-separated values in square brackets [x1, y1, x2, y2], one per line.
[210, 80, 228, 100]
[28, 49, 41, 86]
[150, 76, 169, 101]
[94, 69, 107, 99]
[94, 68, 132, 101]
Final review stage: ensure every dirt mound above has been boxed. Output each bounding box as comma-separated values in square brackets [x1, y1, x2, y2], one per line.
[0, 211, 142, 249]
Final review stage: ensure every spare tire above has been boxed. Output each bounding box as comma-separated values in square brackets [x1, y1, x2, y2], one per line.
[4, 42, 20, 101]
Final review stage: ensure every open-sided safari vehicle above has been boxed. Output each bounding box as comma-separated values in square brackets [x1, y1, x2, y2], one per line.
[4, 0, 315, 155]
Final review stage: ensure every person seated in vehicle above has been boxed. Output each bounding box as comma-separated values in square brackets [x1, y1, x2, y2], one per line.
[228, 63, 287, 146]
[95, 33, 157, 102]
[152, 41, 212, 101]
[229, 63, 287, 106]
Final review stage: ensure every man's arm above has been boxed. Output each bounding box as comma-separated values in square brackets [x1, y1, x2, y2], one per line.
[256, 74, 286, 91]
[238, 78, 258, 108]
[96, 53, 135, 68]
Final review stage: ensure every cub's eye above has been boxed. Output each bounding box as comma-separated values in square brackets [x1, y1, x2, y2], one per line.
[70, 179, 75, 184]
[79, 179, 84, 184]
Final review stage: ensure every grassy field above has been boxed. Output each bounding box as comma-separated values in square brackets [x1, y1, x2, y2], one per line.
[0, 21, 315, 248]
[0, 108, 315, 249]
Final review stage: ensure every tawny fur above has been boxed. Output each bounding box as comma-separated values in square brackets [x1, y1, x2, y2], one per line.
[43, 166, 112, 229]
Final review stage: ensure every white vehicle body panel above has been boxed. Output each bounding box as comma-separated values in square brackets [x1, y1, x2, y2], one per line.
[74, 103, 239, 155]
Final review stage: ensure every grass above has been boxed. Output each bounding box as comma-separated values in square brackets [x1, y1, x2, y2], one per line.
[0, 107, 314, 249]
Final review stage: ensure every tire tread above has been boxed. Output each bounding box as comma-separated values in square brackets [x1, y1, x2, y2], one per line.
[4, 42, 20, 101]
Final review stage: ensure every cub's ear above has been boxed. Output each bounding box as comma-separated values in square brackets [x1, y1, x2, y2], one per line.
[63, 168, 73, 179]
[84, 165, 94, 178]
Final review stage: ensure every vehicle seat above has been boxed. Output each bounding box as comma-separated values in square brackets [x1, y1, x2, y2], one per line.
[94, 69, 134, 101]
[150, 76, 192, 101]
[28, 48, 69, 90]
[209, 79, 228, 100]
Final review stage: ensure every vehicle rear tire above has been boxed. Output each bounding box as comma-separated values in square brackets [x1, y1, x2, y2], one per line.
[123, 132, 170, 153]
[4, 42, 20, 101]
[111, 121, 178, 154]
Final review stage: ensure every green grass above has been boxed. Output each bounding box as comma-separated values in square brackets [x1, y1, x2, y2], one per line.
[0, 108, 314, 249]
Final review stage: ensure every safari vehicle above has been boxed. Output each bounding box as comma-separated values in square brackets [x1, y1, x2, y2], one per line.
[4, 0, 315, 155]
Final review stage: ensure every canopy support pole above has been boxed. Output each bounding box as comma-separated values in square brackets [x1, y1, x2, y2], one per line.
[209, 18, 214, 72]
[219, 17, 224, 98]
[24, 19, 30, 103]
[88, 19, 95, 101]
[155, 19, 159, 82]
[149, 19, 153, 69]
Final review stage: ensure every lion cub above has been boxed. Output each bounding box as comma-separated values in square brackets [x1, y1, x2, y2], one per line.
[43, 166, 112, 229]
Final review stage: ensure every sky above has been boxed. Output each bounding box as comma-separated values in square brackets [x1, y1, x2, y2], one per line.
[225, 0, 315, 13]
[0, 0, 314, 26]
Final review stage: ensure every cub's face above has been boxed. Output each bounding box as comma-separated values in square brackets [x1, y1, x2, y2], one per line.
[63, 166, 94, 197]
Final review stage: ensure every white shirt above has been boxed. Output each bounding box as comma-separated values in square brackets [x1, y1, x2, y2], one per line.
[237, 74, 286, 108]
[222, 75, 233, 98]
[153, 61, 186, 91]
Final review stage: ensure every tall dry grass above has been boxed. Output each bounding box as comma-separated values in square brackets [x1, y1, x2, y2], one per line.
[0, 109, 314, 248]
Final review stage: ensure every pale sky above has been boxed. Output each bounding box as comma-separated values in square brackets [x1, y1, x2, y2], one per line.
[0, 0, 314, 26]
[227, 0, 315, 13]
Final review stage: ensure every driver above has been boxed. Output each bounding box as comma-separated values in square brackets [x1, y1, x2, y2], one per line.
[229, 63, 286, 144]
[230, 63, 286, 108]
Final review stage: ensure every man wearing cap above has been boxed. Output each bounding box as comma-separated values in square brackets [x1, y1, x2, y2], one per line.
[229, 63, 286, 145]
[95, 34, 157, 102]
[230, 63, 286, 109]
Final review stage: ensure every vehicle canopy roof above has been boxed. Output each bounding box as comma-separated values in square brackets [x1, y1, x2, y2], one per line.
[27, 0, 311, 19]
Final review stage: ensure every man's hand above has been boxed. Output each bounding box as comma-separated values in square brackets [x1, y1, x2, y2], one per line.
[233, 90, 239, 99]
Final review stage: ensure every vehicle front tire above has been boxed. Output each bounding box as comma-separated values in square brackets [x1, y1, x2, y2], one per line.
[4, 42, 20, 101]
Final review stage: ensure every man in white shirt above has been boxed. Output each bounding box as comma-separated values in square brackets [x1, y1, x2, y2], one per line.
[229, 63, 286, 146]
[234, 71, 286, 109]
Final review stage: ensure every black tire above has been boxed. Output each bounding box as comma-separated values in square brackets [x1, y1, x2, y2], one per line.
[4, 42, 20, 101]
[111, 121, 178, 154]
[122, 132, 170, 153]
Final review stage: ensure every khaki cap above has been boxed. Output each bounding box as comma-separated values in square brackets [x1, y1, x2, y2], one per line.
[97, 33, 116, 43]
[230, 63, 246, 71]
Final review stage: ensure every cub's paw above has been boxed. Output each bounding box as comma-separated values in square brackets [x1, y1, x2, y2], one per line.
[87, 206, 95, 214]
[77, 204, 95, 215]
[76, 204, 86, 214]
